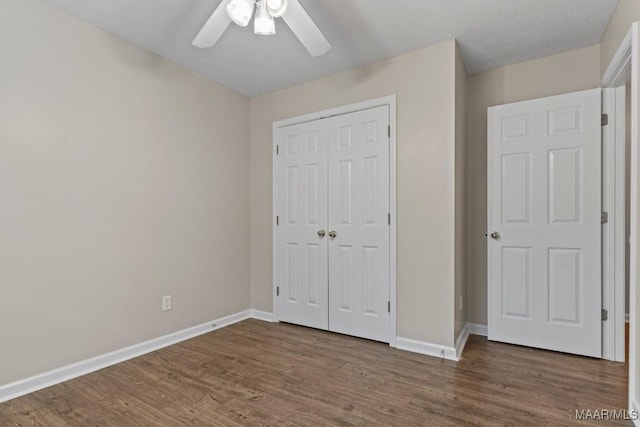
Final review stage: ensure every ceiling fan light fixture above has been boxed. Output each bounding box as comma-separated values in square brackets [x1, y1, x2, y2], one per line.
[254, 0, 276, 35]
[226, 0, 255, 27]
[266, 0, 288, 18]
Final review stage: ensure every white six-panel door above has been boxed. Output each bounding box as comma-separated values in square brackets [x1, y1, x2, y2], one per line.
[277, 120, 329, 330]
[487, 88, 602, 357]
[328, 106, 390, 342]
[276, 105, 391, 343]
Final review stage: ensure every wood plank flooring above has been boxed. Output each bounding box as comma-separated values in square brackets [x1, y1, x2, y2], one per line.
[0, 319, 629, 426]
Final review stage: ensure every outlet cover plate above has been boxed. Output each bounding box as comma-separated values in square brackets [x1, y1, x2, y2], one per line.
[162, 296, 172, 312]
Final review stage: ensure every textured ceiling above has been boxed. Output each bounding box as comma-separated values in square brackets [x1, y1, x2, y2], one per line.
[43, 0, 619, 97]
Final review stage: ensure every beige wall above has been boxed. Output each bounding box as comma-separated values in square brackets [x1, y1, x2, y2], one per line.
[0, 0, 250, 385]
[601, 0, 640, 75]
[465, 45, 601, 325]
[454, 45, 468, 339]
[250, 41, 459, 346]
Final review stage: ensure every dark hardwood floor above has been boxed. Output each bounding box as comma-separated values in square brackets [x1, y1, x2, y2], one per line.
[0, 319, 629, 426]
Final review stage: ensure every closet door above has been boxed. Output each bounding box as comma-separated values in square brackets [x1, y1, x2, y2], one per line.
[327, 106, 391, 342]
[276, 121, 329, 330]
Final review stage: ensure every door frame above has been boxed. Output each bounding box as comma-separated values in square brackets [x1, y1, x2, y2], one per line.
[272, 95, 398, 347]
[601, 85, 626, 363]
[601, 21, 639, 412]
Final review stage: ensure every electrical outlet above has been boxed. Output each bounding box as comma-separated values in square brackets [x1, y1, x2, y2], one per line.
[162, 296, 172, 312]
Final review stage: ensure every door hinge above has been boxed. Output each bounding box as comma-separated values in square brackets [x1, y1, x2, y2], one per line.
[601, 114, 609, 126]
[388, 125, 391, 138]
[601, 212, 608, 224]
[602, 308, 608, 321]
[388, 213, 391, 225]
[276, 215, 279, 226]
[276, 145, 279, 155]
[388, 301, 391, 313]
[276, 286, 280, 297]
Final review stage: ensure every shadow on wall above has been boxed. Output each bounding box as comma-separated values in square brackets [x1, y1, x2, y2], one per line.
[106, 39, 172, 76]
[102, 0, 207, 79]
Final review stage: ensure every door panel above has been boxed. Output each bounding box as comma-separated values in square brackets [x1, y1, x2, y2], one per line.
[488, 88, 601, 357]
[502, 153, 531, 224]
[547, 248, 581, 324]
[328, 106, 390, 342]
[277, 121, 329, 329]
[548, 148, 582, 223]
[501, 246, 531, 319]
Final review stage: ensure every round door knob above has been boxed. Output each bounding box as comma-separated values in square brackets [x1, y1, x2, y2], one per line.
[490, 231, 500, 240]
[317, 230, 326, 238]
[328, 231, 337, 238]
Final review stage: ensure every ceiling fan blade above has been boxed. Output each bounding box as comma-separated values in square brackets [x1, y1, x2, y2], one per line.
[193, 0, 233, 48]
[282, 0, 330, 57]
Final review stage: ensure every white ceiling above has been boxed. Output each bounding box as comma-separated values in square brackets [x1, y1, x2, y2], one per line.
[43, 0, 619, 97]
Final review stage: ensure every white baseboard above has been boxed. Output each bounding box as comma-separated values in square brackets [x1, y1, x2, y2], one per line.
[250, 310, 275, 322]
[0, 309, 269, 404]
[396, 337, 458, 361]
[0, 311, 485, 403]
[454, 323, 470, 360]
[632, 399, 640, 426]
[627, 313, 630, 323]
[395, 321, 487, 362]
[467, 323, 488, 336]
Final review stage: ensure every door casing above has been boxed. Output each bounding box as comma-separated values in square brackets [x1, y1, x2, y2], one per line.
[272, 95, 398, 347]
[600, 21, 639, 411]
[601, 86, 626, 362]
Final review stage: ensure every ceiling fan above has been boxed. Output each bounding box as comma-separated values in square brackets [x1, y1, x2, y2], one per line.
[193, 0, 331, 57]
